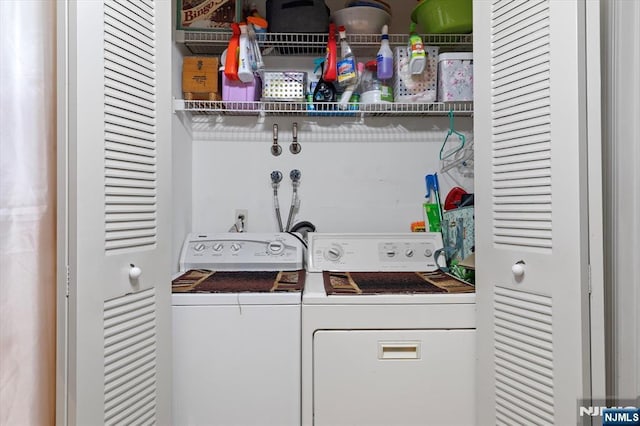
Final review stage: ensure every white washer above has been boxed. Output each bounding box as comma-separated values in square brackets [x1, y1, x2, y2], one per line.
[172, 233, 304, 426]
[302, 233, 476, 426]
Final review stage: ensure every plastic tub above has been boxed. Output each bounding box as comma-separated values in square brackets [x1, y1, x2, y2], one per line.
[331, 6, 391, 34]
[411, 0, 472, 34]
[222, 74, 261, 109]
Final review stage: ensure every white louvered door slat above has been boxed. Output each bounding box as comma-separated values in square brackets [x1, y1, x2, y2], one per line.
[59, 0, 171, 424]
[474, 0, 603, 424]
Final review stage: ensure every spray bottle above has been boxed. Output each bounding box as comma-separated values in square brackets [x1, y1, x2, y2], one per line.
[323, 23, 337, 82]
[339, 61, 364, 109]
[247, 16, 267, 73]
[337, 25, 357, 86]
[224, 23, 240, 81]
[313, 58, 337, 104]
[376, 25, 393, 80]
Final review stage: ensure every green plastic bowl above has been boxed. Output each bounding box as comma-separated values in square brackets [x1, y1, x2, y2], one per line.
[411, 0, 473, 34]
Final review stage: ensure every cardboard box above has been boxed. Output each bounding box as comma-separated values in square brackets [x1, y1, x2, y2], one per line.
[182, 56, 220, 100]
[177, 0, 241, 31]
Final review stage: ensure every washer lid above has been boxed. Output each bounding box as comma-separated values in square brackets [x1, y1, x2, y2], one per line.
[303, 272, 475, 305]
[172, 269, 304, 292]
[172, 291, 302, 306]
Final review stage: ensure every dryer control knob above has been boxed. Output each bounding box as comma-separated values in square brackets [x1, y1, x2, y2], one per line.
[405, 249, 414, 258]
[325, 245, 343, 261]
[386, 250, 396, 258]
[212, 243, 224, 252]
[230, 243, 241, 253]
[267, 241, 284, 255]
[424, 249, 433, 257]
[193, 243, 206, 252]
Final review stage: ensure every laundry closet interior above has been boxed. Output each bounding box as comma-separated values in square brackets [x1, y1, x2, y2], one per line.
[170, 0, 474, 262]
[170, 1, 477, 425]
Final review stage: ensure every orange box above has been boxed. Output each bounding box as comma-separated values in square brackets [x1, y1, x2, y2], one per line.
[182, 56, 220, 100]
[177, 0, 240, 31]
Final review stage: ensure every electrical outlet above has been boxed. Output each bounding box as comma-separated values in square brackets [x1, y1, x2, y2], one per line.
[235, 209, 248, 231]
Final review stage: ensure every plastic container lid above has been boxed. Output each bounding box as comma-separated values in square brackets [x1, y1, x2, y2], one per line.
[438, 52, 473, 62]
[365, 60, 377, 70]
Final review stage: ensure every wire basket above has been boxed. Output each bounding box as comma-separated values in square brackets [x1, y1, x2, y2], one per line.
[261, 71, 307, 101]
[393, 46, 439, 103]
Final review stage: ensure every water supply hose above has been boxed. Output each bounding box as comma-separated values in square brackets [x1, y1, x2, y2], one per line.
[286, 169, 301, 231]
[271, 170, 284, 232]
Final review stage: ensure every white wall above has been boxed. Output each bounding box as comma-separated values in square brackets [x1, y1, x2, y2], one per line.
[189, 116, 473, 233]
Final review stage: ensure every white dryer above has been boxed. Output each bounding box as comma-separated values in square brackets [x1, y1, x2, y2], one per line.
[172, 233, 305, 426]
[302, 233, 476, 426]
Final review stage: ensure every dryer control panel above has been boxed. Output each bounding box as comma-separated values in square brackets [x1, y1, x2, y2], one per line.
[307, 233, 444, 272]
[179, 232, 304, 271]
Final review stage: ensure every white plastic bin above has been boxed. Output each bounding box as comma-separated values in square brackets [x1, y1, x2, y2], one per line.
[393, 45, 439, 103]
[437, 52, 473, 102]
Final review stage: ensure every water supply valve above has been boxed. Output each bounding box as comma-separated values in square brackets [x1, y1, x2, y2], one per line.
[290, 122, 301, 154]
[271, 123, 282, 156]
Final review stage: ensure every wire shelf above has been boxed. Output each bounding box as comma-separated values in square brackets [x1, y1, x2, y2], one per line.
[177, 31, 473, 55]
[174, 99, 474, 117]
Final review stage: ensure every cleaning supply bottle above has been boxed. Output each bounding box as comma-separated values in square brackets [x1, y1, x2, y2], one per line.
[339, 61, 364, 109]
[322, 23, 337, 82]
[407, 22, 426, 75]
[236, 24, 254, 83]
[376, 24, 393, 80]
[246, 5, 267, 42]
[423, 173, 443, 232]
[247, 16, 267, 73]
[313, 58, 337, 105]
[224, 23, 240, 81]
[337, 25, 357, 87]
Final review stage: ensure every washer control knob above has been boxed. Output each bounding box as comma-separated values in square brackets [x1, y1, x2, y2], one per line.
[424, 249, 433, 257]
[212, 243, 224, 252]
[325, 245, 343, 261]
[405, 249, 414, 258]
[193, 243, 206, 252]
[129, 265, 142, 280]
[267, 241, 284, 255]
[386, 250, 396, 258]
[230, 243, 241, 253]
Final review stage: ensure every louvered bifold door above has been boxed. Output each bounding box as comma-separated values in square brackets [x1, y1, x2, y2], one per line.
[60, 0, 172, 424]
[473, 0, 602, 424]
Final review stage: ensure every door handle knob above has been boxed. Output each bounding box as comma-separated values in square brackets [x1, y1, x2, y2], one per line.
[129, 264, 142, 280]
[511, 260, 525, 279]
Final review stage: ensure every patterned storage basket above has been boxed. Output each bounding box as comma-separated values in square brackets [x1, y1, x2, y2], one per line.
[437, 52, 473, 102]
[393, 45, 439, 103]
[261, 71, 307, 101]
[441, 206, 474, 263]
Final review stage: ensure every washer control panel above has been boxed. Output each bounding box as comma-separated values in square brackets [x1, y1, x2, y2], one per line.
[179, 233, 304, 271]
[308, 233, 444, 272]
